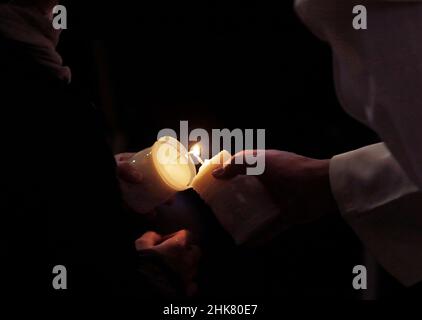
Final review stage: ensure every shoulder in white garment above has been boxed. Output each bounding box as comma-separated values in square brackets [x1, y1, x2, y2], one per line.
[295, 0, 422, 188]
[296, 0, 422, 286]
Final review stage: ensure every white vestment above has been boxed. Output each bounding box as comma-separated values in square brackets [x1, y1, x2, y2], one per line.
[295, 0, 422, 286]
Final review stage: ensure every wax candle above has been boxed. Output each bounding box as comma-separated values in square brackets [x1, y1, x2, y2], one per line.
[130, 136, 196, 213]
[190, 150, 232, 199]
[129, 137, 279, 244]
[191, 150, 280, 244]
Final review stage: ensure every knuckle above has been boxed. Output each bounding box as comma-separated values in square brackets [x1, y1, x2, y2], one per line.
[177, 230, 190, 245]
[143, 231, 158, 238]
[136, 231, 160, 249]
[135, 239, 147, 250]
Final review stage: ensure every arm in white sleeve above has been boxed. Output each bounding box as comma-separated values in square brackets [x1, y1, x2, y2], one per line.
[296, 0, 422, 189]
[330, 143, 422, 286]
[296, 0, 422, 286]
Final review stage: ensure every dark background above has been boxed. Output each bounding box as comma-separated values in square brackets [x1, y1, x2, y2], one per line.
[56, 0, 412, 299]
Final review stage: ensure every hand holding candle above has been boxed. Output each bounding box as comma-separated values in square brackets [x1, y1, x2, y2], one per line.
[190, 146, 280, 245]
[213, 150, 337, 231]
[118, 136, 196, 214]
[135, 229, 201, 296]
[118, 137, 287, 245]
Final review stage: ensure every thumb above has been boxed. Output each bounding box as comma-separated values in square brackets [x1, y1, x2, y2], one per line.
[116, 161, 143, 184]
[212, 150, 258, 179]
[135, 231, 163, 251]
[159, 230, 192, 249]
[212, 162, 246, 179]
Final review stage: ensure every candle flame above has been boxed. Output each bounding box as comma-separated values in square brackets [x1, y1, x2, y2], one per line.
[189, 143, 204, 164]
[191, 144, 201, 158]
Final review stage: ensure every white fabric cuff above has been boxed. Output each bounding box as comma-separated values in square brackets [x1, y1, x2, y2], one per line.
[330, 143, 422, 286]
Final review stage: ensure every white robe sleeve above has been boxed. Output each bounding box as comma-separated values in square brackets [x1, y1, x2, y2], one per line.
[330, 143, 422, 286]
[296, 0, 422, 286]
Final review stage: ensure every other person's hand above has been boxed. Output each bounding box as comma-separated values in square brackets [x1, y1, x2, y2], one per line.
[213, 150, 338, 229]
[116, 153, 167, 214]
[14, 0, 59, 15]
[135, 230, 201, 296]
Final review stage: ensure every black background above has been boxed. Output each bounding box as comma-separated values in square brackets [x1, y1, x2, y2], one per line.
[54, 0, 415, 299]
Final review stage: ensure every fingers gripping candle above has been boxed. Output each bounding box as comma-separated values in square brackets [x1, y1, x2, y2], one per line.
[129, 137, 279, 244]
[191, 149, 280, 245]
[129, 136, 196, 213]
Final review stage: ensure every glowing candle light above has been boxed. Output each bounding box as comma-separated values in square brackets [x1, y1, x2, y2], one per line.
[130, 137, 279, 244]
[191, 149, 279, 245]
[189, 143, 204, 165]
[130, 136, 196, 213]
[191, 149, 231, 199]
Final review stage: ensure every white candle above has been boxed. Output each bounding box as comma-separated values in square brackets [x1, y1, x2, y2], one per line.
[191, 150, 232, 199]
[130, 138, 279, 244]
[130, 136, 196, 213]
[191, 150, 280, 244]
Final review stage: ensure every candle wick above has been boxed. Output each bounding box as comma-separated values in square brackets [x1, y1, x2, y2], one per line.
[188, 151, 204, 165]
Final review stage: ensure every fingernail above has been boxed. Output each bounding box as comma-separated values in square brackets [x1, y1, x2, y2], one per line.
[212, 167, 225, 177]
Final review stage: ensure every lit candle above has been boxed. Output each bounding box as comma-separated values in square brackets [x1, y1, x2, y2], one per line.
[130, 136, 196, 213]
[191, 147, 280, 244]
[189, 143, 204, 165]
[130, 137, 279, 244]
[191, 149, 231, 199]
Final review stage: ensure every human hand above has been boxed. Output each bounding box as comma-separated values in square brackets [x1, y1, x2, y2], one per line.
[116, 152, 176, 214]
[115, 152, 152, 214]
[14, 0, 59, 14]
[135, 230, 201, 296]
[213, 150, 338, 229]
